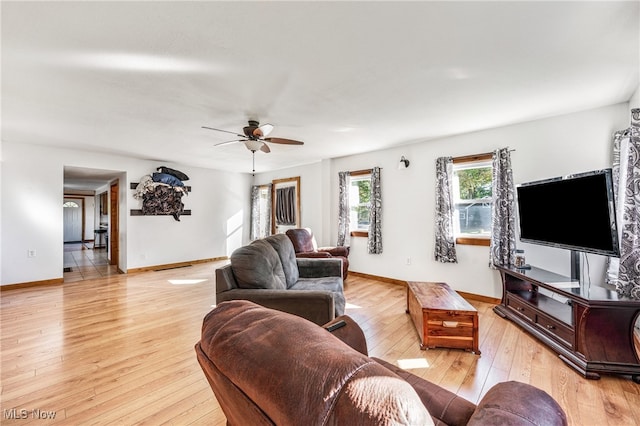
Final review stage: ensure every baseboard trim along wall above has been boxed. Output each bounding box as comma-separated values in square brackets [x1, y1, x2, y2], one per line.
[348, 271, 501, 305]
[1, 277, 64, 291]
[0, 257, 229, 290]
[127, 256, 228, 274]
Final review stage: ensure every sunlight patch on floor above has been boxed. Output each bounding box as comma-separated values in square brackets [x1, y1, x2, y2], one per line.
[168, 279, 208, 285]
[397, 358, 430, 370]
[345, 302, 362, 309]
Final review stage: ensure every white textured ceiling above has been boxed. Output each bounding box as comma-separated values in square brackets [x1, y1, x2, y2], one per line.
[3, 1, 639, 183]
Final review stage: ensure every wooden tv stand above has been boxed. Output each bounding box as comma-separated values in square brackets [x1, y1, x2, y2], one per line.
[493, 264, 640, 383]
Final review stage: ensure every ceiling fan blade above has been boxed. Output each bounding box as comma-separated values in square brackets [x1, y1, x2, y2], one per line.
[214, 139, 245, 147]
[264, 137, 304, 145]
[260, 143, 271, 153]
[257, 123, 273, 137]
[202, 126, 245, 139]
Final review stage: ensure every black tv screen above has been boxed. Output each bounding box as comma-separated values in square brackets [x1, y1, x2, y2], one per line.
[516, 169, 619, 257]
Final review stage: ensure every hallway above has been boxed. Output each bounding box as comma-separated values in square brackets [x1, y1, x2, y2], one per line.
[63, 242, 118, 282]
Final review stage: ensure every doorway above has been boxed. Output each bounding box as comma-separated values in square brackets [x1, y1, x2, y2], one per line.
[63, 197, 84, 243]
[63, 166, 125, 282]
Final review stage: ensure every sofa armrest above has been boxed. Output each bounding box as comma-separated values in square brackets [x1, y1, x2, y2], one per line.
[373, 357, 476, 426]
[215, 264, 237, 294]
[319, 246, 350, 257]
[468, 381, 567, 426]
[296, 252, 332, 259]
[216, 289, 335, 325]
[297, 257, 342, 279]
[323, 315, 368, 356]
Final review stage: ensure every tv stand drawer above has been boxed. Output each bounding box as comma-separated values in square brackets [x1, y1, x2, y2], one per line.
[506, 294, 535, 322]
[536, 313, 574, 348]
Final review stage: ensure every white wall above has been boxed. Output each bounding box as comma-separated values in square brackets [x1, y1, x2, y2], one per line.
[253, 161, 326, 239]
[630, 85, 640, 109]
[324, 103, 630, 298]
[1, 141, 251, 285]
[2, 101, 633, 294]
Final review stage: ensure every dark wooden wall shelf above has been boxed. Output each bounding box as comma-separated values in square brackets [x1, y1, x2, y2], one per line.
[129, 182, 191, 191]
[130, 209, 191, 216]
[494, 264, 640, 383]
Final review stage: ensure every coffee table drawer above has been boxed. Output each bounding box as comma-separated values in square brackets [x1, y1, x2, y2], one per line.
[427, 313, 476, 336]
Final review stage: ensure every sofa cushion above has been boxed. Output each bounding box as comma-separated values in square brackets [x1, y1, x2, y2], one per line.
[199, 300, 433, 426]
[230, 240, 286, 290]
[286, 228, 317, 252]
[374, 357, 476, 425]
[291, 277, 345, 316]
[263, 234, 300, 288]
[329, 366, 435, 425]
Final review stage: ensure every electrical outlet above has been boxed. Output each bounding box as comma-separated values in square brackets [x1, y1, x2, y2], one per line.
[27, 249, 37, 258]
[406, 257, 411, 265]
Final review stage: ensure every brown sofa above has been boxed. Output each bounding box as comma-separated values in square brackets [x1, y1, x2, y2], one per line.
[286, 228, 350, 279]
[195, 300, 568, 426]
[215, 234, 345, 325]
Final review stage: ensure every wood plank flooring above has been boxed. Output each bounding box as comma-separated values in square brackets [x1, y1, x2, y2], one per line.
[1, 261, 639, 425]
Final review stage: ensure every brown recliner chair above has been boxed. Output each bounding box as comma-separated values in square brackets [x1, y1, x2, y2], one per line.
[286, 228, 350, 279]
[195, 300, 568, 426]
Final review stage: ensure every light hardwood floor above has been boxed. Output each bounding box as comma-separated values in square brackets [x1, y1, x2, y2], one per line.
[1, 261, 639, 425]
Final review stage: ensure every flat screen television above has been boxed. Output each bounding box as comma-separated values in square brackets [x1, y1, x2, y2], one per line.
[516, 169, 619, 257]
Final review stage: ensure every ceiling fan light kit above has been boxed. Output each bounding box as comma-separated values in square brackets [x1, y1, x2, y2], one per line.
[245, 139, 264, 152]
[203, 120, 304, 174]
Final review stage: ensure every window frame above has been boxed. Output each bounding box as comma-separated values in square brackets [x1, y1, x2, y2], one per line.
[452, 153, 493, 247]
[348, 169, 372, 238]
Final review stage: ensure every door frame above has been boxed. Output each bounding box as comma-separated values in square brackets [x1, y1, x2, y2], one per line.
[110, 181, 120, 270]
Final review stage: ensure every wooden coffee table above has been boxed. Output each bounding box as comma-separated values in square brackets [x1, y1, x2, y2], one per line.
[406, 281, 480, 354]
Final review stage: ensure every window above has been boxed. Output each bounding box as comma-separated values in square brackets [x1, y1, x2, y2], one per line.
[63, 201, 79, 208]
[348, 170, 371, 237]
[452, 154, 493, 246]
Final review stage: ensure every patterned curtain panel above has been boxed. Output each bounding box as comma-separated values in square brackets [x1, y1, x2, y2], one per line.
[276, 186, 296, 225]
[368, 167, 383, 254]
[489, 148, 516, 268]
[616, 108, 640, 299]
[605, 130, 628, 285]
[337, 171, 351, 247]
[434, 157, 457, 263]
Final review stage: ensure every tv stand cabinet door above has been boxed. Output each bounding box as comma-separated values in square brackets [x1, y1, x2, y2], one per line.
[576, 304, 640, 366]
